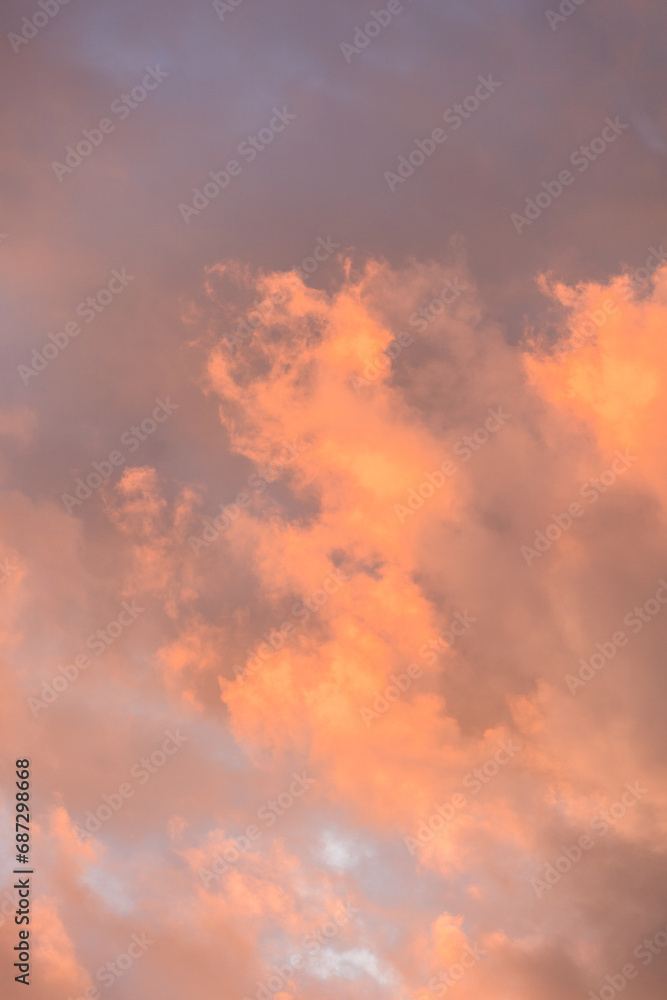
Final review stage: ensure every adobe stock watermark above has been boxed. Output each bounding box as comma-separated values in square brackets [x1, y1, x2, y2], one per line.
[545, 0, 588, 31]
[360, 611, 476, 726]
[190, 441, 302, 553]
[213, 0, 245, 21]
[588, 920, 667, 1000]
[18, 267, 135, 385]
[0, 556, 19, 585]
[408, 278, 468, 332]
[0, 888, 22, 928]
[511, 117, 629, 233]
[61, 397, 179, 514]
[199, 772, 316, 887]
[520, 450, 637, 566]
[232, 569, 349, 679]
[620, 245, 667, 299]
[52, 68, 169, 181]
[553, 245, 667, 356]
[350, 329, 414, 393]
[340, 0, 412, 63]
[552, 245, 667, 359]
[531, 781, 647, 898]
[28, 600, 144, 716]
[384, 75, 502, 192]
[224, 236, 340, 351]
[65, 933, 155, 999]
[360, 663, 423, 726]
[349, 277, 466, 393]
[425, 941, 486, 997]
[405, 738, 522, 854]
[418, 612, 477, 663]
[8, 0, 72, 55]
[395, 407, 511, 523]
[242, 901, 359, 1000]
[566, 579, 667, 694]
[178, 107, 296, 224]
[72, 730, 189, 842]
[554, 297, 618, 357]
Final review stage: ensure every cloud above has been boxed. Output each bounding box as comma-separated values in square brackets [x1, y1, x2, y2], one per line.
[4, 3, 667, 994]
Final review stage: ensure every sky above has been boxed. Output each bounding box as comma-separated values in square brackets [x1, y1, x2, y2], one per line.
[1, 1, 667, 998]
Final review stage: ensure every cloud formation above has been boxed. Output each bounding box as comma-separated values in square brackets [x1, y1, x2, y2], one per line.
[2, 2, 667, 998]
